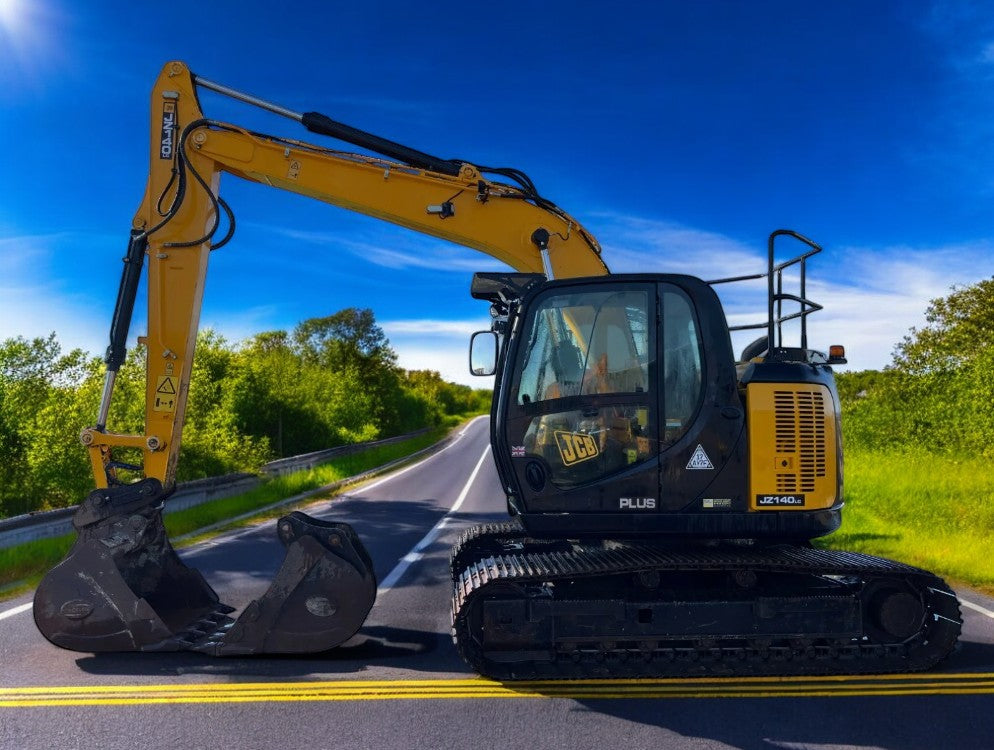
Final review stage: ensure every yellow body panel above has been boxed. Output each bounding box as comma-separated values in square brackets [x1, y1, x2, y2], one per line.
[195, 128, 609, 278]
[746, 382, 838, 511]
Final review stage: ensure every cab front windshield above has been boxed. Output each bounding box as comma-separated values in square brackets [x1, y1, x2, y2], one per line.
[517, 289, 649, 404]
[515, 288, 652, 488]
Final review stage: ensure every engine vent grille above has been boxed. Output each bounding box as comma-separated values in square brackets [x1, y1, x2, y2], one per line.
[773, 390, 827, 493]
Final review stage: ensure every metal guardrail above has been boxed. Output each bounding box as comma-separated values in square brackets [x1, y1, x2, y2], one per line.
[0, 428, 430, 550]
[260, 428, 429, 476]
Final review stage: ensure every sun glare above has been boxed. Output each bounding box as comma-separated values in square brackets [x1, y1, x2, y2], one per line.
[0, 0, 25, 33]
[0, 0, 63, 89]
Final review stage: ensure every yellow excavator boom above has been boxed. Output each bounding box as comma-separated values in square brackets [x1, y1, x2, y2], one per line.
[84, 60, 608, 492]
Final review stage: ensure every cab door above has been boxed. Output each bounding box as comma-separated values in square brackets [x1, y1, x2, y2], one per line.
[503, 281, 659, 513]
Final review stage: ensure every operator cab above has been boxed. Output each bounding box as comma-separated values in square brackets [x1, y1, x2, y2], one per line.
[470, 267, 844, 541]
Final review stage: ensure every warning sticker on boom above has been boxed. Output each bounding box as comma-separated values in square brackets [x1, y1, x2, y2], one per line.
[153, 375, 178, 412]
[686, 444, 714, 470]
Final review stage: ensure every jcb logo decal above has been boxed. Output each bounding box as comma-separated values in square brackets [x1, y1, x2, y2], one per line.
[554, 431, 599, 466]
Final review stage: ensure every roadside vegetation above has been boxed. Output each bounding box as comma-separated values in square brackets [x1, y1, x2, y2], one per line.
[0, 307, 490, 519]
[823, 278, 994, 594]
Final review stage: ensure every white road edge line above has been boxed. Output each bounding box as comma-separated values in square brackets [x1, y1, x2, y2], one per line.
[377, 444, 492, 595]
[185, 415, 489, 552]
[349, 415, 488, 496]
[0, 602, 33, 621]
[960, 598, 994, 619]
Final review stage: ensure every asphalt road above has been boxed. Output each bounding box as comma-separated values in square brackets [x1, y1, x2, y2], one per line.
[3, 415, 994, 750]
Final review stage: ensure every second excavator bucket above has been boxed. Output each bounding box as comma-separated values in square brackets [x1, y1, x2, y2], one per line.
[33, 479, 376, 656]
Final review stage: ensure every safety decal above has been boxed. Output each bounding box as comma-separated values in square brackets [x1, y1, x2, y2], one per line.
[554, 431, 599, 466]
[153, 375, 178, 412]
[702, 498, 732, 510]
[686, 444, 714, 470]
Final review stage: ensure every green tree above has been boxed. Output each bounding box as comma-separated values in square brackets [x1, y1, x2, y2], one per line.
[0, 310, 489, 518]
[176, 330, 271, 479]
[292, 308, 405, 432]
[892, 278, 994, 375]
[231, 330, 301, 455]
[292, 308, 396, 373]
[0, 335, 100, 514]
[840, 276, 994, 457]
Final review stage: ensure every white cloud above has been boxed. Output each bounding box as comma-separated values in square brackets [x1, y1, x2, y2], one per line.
[980, 41, 994, 64]
[591, 215, 994, 370]
[799, 242, 994, 369]
[251, 224, 508, 273]
[393, 342, 493, 388]
[381, 319, 486, 338]
[592, 213, 766, 279]
[0, 232, 110, 356]
[382, 318, 493, 387]
[5, 219, 993, 384]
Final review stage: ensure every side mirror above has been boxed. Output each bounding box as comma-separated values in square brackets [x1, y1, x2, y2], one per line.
[469, 331, 498, 376]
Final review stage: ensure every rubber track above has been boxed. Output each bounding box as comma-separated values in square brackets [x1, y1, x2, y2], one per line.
[449, 518, 525, 581]
[451, 540, 962, 680]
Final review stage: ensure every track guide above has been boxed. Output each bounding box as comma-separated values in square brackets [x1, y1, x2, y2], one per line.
[451, 533, 962, 680]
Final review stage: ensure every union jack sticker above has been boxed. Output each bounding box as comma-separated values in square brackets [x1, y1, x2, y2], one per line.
[511, 445, 526, 458]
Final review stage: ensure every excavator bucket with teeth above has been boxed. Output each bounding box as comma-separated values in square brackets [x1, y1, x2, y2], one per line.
[33, 479, 376, 655]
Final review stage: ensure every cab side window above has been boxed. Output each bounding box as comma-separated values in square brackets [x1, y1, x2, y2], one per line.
[661, 287, 703, 442]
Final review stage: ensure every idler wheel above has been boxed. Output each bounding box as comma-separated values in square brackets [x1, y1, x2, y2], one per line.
[875, 591, 925, 640]
[863, 580, 925, 641]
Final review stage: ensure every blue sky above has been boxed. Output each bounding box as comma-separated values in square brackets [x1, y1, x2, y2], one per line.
[2, 0, 993, 385]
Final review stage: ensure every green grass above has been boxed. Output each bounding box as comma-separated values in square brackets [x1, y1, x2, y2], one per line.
[818, 449, 994, 594]
[0, 535, 73, 594]
[0, 425, 454, 596]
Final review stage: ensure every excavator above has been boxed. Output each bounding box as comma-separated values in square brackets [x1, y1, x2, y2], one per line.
[34, 61, 962, 677]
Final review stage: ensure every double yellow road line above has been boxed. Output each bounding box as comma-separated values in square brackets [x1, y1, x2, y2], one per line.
[3, 673, 994, 707]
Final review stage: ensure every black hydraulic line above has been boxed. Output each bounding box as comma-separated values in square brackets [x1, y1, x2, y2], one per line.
[196, 74, 462, 177]
[211, 196, 236, 250]
[164, 119, 223, 248]
[300, 112, 463, 176]
[105, 231, 148, 371]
